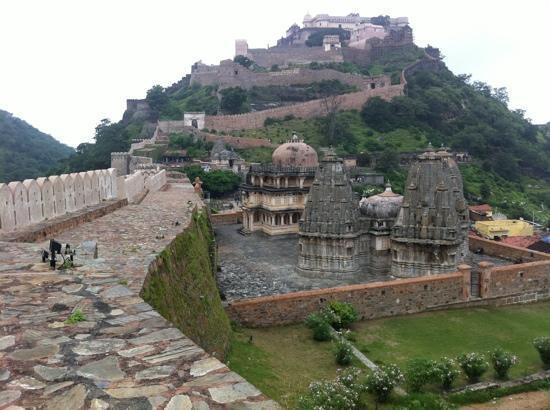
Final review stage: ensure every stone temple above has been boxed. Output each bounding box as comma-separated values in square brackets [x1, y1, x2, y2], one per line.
[390, 145, 469, 277]
[297, 150, 361, 277]
[296, 145, 468, 278]
[240, 135, 318, 235]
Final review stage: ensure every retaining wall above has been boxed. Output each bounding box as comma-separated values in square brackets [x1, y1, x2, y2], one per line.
[210, 211, 242, 225]
[204, 84, 404, 132]
[469, 235, 550, 262]
[226, 239, 550, 327]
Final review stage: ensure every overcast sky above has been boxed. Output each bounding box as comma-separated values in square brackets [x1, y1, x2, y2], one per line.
[1, 0, 548, 147]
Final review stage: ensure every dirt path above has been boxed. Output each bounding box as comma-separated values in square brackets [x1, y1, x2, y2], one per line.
[461, 390, 550, 410]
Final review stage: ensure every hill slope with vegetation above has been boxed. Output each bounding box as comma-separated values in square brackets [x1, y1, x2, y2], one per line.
[53, 45, 550, 225]
[0, 110, 74, 182]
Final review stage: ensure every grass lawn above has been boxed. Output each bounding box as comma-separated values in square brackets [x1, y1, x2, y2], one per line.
[354, 302, 550, 381]
[226, 302, 550, 408]
[226, 325, 361, 409]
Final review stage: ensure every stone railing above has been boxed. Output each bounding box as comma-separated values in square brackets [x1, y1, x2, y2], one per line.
[0, 169, 118, 232]
[0, 169, 168, 232]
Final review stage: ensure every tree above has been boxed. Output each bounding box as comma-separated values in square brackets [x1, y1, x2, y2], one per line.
[220, 87, 250, 114]
[376, 148, 400, 173]
[234, 55, 254, 68]
[321, 94, 343, 145]
[480, 183, 491, 202]
[361, 97, 394, 132]
[146, 85, 169, 117]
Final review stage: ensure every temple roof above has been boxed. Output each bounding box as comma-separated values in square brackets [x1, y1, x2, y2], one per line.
[300, 154, 359, 236]
[272, 134, 318, 168]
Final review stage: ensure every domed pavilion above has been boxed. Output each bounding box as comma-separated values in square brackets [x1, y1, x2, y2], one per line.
[240, 135, 318, 235]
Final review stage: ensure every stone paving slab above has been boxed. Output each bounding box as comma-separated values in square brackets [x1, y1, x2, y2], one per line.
[0, 181, 278, 409]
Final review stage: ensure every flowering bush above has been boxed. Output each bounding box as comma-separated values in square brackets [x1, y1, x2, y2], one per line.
[490, 348, 518, 379]
[365, 364, 404, 402]
[457, 352, 489, 383]
[533, 337, 550, 368]
[334, 339, 353, 366]
[298, 367, 363, 410]
[434, 357, 461, 390]
[405, 358, 438, 392]
[305, 313, 332, 342]
[322, 301, 358, 330]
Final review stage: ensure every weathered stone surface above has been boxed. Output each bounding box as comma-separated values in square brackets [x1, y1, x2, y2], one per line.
[165, 394, 193, 410]
[72, 338, 125, 355]
[45, 384, 87, 410]
[190, 357, 225, 377]
[79, 240, 98, 259]
[118, 344, 154, 357]
[135, 365, 175, 380]
[9, 343, 59, 360]
[104, 384, 169, 399]
[0, 390, 21, 407]
[90, 398, 109, 410]
[62, 283, 83, 293]
[101, 284, 133, 298]
[209, 382, 261, 404]
[77, 356, 125, 382]
[0, 335, 15, 350]
[239, 400, 280, 409]
[129, 327, 183, 345]
[8, 376, 46, 390]
[0, 368, 10, 381]
[43, 381, 74, 396]
[34, 365, 68, 381]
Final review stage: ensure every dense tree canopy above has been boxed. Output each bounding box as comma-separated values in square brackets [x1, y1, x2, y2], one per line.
[220, 87, 250, 114]
[0, 110, 74, 182]
[183, 165, 241, 197]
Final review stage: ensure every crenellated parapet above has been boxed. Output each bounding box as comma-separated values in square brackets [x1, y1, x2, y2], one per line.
[0, 169, 118, 232]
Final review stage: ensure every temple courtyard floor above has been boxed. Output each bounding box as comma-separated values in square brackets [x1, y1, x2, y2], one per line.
[215, 224, 510, 301]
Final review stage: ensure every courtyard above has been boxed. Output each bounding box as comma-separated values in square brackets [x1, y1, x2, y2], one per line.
[215, 224, 511, 301]
[226, 302, 550, 409]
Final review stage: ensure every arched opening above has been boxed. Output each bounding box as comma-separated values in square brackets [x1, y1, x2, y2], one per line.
[191, 119, 198, 128]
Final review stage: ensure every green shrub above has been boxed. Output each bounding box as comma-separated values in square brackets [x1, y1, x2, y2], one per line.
[322, 301, 358, 330]
[405, 358, 437, 393]
[533, 337, 550, 368]
[434, 357, 461, 390]
[490, 348, 518, 379]
[65, 308, 86, 324]
[298, 367, 363, 410]
[457, 353, 489, 383]
[305, 313, 332, 342]
[334, 339, 353, 366]
[365, 363, 404, 403]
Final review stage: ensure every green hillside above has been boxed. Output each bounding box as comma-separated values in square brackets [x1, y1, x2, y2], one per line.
[0, 110, 74, 182]
[54, 47, 550, 225]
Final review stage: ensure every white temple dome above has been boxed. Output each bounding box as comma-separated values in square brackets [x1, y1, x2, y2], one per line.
[359, 184, 403, 219]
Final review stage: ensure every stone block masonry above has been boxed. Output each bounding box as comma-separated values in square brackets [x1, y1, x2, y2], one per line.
[0, 178, 277, 408]
[226, 237, 550, 327]
[0, 168, 167, 233]
[204, 84, 404, 132]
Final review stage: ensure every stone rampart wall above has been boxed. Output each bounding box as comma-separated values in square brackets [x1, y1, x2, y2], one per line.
[247, 47, 343, 68]
[227, 239, 550, 327]
[210, 211, 243, 225]
[0, 169, 168, 232]
[204, 84, 404, 132]
[0, 169, 118, 232]
[469, 235, 550, 262]
[227, 273, 465, 327]
[191, 60, 388, 91]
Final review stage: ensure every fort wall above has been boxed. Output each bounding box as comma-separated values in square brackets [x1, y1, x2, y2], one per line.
[247, 47, 343, 68]
[226, 239, 550, 327]
[204, 84, 404, 132]
[0, 168, 167, 232]
[191, 60, 387, 91]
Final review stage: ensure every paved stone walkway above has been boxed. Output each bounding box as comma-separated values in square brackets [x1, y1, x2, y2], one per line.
[0, 181, 278, 409]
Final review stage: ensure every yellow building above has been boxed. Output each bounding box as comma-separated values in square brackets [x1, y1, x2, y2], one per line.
[474, 219, 534, 239]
